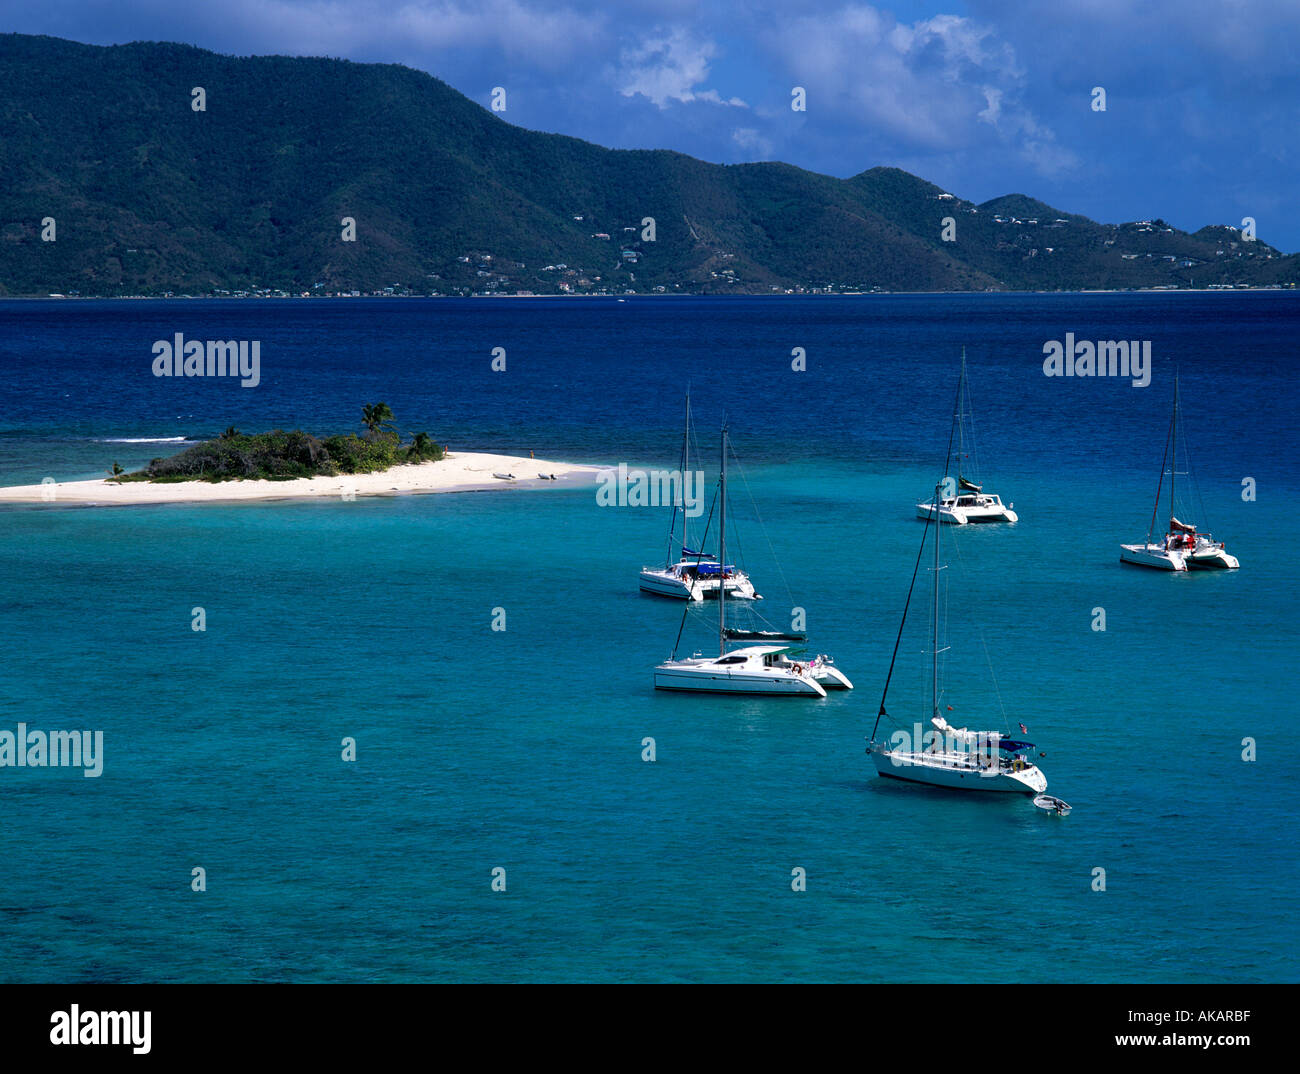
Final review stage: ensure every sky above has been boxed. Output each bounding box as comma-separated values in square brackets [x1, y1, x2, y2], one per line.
[4, 0, 1298, 250]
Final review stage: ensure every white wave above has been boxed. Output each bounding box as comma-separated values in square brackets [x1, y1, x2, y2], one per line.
[97, 437, 191, 444]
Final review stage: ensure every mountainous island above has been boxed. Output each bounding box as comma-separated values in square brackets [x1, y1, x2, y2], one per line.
[1, 33, 1295, 298]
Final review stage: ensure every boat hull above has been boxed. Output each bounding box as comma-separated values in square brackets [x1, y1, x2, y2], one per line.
[812, 663, 853, 690]
[638, 568, 759, 601]
[1186, 547, 1239, 570]
[654, 664, 826, 696]
[1034, 794, 1072, 816]
[1120, 543, 1186, 571]
[870, 747, 1046, 793]
[916, 502, 1018, 525]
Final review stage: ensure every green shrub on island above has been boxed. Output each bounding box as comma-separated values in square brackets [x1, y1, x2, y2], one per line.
[118, 406, 444, 483]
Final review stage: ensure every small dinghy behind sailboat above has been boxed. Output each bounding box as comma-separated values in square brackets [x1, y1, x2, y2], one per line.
[1033, 794, 1071, 816]
[868, 475, 1046, 794]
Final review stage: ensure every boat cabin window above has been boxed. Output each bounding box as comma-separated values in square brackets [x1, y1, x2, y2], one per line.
[716, 656, 746, 664]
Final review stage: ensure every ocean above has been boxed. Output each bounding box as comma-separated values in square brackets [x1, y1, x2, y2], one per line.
[0, 292, 1295, 982]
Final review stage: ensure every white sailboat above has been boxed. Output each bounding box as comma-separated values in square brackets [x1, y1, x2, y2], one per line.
[916, 351, 1018, 525]
[639, 392, 759, 601]
[1120, 375, 1239, 571]
[654, 426, 845, 697]
[868, 476, 1047, 794]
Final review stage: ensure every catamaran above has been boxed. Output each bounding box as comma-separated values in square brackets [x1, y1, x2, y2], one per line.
[868, 477, 1047, 793]
[1120, 375, 1239, 571]
[654, 426, 847, 697]
[639, 393, 759, 601]
[916, 350, 1018, 524]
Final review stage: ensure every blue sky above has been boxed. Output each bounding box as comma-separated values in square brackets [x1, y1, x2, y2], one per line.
[5, 0, 1298, 250]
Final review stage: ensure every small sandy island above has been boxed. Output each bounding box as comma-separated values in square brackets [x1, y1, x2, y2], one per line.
[0, 452, 608, 507]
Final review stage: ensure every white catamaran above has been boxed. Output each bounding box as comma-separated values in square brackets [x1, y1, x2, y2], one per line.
[916, 350, 1018, 525]
[654, 426, 847, 697]
[1120, 375, 1239, 572]
[639, 393, 760, 601]
[869, 477, 1047, 793]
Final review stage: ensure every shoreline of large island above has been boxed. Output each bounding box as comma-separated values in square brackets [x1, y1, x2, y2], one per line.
[0, 452, 608, 507]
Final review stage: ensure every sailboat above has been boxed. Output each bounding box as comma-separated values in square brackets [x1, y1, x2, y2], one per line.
[916, 350, 1018, 524]
[868, 474, 1047, 793]
[639, 392, 759, 601]
[654, 426, 846, 697]
[1120, 375, 1239, 571]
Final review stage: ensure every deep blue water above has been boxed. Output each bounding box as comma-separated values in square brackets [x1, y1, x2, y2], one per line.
[0, 293, 1296, 982]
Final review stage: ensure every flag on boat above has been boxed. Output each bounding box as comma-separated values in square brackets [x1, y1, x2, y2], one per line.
[958, 475, 982, 493]
[1169, 517, 1196, 534]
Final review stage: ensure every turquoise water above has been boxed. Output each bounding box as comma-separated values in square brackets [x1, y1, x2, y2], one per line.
[0, 294, 1295, 982]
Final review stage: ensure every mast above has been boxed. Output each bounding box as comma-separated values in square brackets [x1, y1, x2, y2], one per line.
[931, 479, 940, 725]
[871, 375, 962, 743]
[718, 424, 728, 657]
[1146, 385, 1176, 545]
[957, 348, 966, 485]
[680, 391, 691, 558]
[1170, 374, 1178, 533]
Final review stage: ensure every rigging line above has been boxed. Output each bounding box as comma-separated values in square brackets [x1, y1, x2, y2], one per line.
[964, 356, 984, 487]
[940, 527, 949, 716]
[668, 393, 690, 561]
[683, 391, 707, 555]
[1147, 397, 1176, 543]
[727, 438, 796, 609]
[872, 514, 929, 741]
[1177, 392, 1211, 532]
[948, 528, 1011, 728]
[670, 482, 720, 659]
[873, 374, 963, 741]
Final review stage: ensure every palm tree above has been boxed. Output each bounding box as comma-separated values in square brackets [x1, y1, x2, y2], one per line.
[220, 426, 241, 440]
[108, 462, 125, 481]
[408, 431, 433, 459]
[361, 402, 396, 439]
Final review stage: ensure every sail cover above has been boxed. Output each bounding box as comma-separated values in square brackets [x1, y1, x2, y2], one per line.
[931, 716, 979, 742]
[958, 475, 982, 493]
[1169, 517, 1196, 534]
[681, 547, 717, 559]
[932, 717, 1032, 751]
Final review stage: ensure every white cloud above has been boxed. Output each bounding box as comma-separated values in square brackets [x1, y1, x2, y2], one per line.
[757, 5, 1077, 174]
[617, 26, 743, 108]
[732, 126, 774, 158]
[175, 0, 609, 70]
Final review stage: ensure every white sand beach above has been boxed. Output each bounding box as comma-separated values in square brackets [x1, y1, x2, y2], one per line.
[0, 452, 607, 506]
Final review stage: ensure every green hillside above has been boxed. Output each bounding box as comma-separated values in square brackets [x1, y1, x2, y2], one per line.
[0, 34, 1295, 297]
